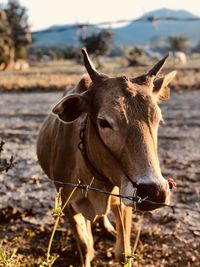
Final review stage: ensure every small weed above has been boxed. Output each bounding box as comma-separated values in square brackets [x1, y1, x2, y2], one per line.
[123, 252, 140, 267]
[40, 186, 77, 267]
[0, 139, 14, 173]
[0, 247, 20, 267]
[39, 254, 59, 267]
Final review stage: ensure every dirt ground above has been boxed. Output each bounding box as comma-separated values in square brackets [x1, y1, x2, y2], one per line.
[0, 88, 200, 266]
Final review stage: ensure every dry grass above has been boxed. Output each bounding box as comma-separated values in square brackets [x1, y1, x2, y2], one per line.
[0, 55, 199, 91]
[0, 72, 79, 91]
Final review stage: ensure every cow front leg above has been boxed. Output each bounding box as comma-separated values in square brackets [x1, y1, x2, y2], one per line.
[111, 201, 132, 262]
[66, 205, 94, 267]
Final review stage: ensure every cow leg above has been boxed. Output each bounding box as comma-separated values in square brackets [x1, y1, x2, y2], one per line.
[66, 206, 94, 267]
[111, 199, 132, 262]
[97, 215, 116, 237]
[102, 215, 117, 237]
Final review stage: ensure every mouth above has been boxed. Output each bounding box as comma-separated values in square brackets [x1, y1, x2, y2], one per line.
[132, 186, 170, 212]
[121, 176, 174, 211]
[135, 198, 169, 211]
[132, 178, 174, 212]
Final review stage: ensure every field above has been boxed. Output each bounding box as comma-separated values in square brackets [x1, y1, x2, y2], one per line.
[0, 54, 200, 91]
[0, 57, 200, 266]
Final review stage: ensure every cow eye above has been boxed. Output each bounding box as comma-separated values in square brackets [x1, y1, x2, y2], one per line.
[98, 118, 112, 129]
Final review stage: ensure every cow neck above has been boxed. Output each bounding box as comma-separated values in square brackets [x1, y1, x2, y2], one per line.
[78, 115, 138, 189]
[78, 115, 112, 186]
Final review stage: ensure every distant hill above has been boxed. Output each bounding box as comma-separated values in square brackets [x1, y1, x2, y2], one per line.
[32, 8, 200, 47]
[113, 8, 200, 45]
[32, 24, 100, 47]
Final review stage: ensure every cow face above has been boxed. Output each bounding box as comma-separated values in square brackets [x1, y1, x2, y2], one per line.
[53, 49, 176, 211]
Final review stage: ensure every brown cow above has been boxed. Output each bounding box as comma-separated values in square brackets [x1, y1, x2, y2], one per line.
[37, 49, 176, 267]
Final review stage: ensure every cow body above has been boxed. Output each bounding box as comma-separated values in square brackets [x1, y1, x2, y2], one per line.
[37, 83, 114, 221]
[37, 80, 131, 265]
[37, 49, 176, 267]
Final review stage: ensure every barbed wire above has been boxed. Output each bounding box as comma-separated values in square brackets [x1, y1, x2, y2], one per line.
[31, 16, 200, 35]
[3, 172, 200, 213]
[0, 15, 199, 37]
[4, 173, 175, 213]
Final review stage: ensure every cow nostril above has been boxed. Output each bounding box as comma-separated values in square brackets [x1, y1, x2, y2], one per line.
[137, 183, 165, 203]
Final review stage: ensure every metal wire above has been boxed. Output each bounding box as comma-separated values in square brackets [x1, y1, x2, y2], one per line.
[31, 16, 200, 34]
[51, 179, 175, 211]
[0, 15, 199, 37]
[51, 179, 143, 203]
[2, 172, 168, 207]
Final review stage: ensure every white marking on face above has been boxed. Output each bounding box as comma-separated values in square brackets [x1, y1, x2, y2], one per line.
[120, 171, 170, 206]
[114, 96, 129, 123]
[136, 170, 164, 185]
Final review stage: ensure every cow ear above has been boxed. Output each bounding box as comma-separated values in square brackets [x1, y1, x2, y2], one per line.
[52, 93, 88, 123]
[153, 71, 176, 101]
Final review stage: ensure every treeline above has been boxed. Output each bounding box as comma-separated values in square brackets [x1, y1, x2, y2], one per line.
[1, 0, 200, 69]
[29, 29, 113, 63]
[29, 46, 81, 61]
[0, 0, 32, 69]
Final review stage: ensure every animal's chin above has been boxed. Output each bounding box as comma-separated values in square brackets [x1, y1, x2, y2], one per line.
[122, 199, 168, 211]
[136, 200, 168, 212]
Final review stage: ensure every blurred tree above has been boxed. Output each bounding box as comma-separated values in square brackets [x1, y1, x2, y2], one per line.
[125, 47, 145, 67]
[34, 48, 43, 61]
[80, 30, 113, 55]
[0, 9, 14, 68]
[168, 35, 188, 53]
[80, 30, 113, 67]
[48, 49, 58, 60]
[5, 0, 32, 60]
[192, 41, 200, 53]
[0, 0, 32, 68]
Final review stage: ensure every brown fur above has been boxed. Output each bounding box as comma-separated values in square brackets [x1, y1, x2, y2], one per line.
[37, 53, 176, 267]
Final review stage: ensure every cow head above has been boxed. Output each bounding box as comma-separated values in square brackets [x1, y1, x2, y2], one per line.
[53, 49, 176, 212]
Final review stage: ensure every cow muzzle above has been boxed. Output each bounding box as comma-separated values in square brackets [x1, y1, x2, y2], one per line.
[136, 180, 171, 211]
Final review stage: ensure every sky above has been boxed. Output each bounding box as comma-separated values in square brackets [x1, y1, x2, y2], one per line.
[1, 0, 200, 31]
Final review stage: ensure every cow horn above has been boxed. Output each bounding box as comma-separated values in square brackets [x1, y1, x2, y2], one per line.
[81, 48, 101, 82]
[148, 54, 169, 77]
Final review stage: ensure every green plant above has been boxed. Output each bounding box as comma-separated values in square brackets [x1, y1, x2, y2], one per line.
[39, 255, 58, 267]
[40, 186, 77, 267]
[0, 247, 20, 267]
[0, 139, 13, 173]
[123, 252, 140, 267]
[0, 142, 19, 267]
